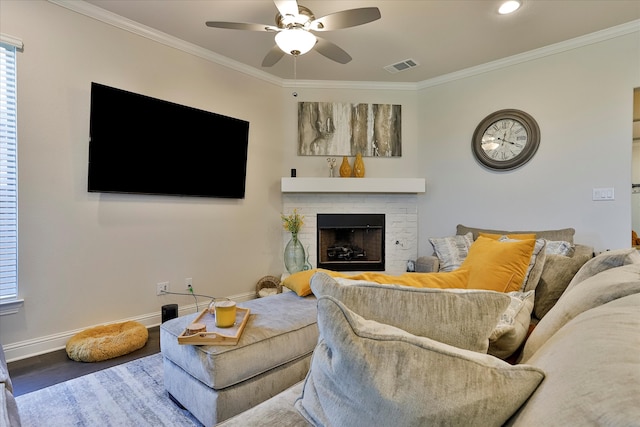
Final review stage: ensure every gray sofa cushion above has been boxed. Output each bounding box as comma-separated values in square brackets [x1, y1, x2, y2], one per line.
[521, 263, 640, 362]
[311, 271, 511, 353]
[456, 224, 576, 244]
[295, 296, 545, 427]
[216, 381, 309, 426]
[564, 247, 640, 293]
[507, 293, 640, 426]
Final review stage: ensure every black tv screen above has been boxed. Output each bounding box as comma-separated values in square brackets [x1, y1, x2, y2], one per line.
[88, 82, 249, 198]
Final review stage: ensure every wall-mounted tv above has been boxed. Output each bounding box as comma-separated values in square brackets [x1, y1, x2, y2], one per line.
[88, 82, 249, 198]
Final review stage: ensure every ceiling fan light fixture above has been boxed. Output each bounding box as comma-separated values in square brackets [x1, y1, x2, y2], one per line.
[498, 0, 522, 14]
[275, 28, 317, 56]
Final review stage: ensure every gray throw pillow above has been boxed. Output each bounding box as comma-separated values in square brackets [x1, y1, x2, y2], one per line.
[428, 232, 473, 272]
[520, 263, 640, 362]
[533, 253, 591, 320]
[295, 296, 545, 427]
[311, 271, 511, 352]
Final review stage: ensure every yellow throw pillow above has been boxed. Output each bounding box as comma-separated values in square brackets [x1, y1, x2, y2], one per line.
[461, 236, 535, 293]
[282, 269, 318, 296]
[479, 232, 537, 240]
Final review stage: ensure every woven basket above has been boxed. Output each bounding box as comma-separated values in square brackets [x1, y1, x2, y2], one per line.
[256, 275, 282, 297]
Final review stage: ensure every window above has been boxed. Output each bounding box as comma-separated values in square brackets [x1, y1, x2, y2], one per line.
[0, 35, 22, 313]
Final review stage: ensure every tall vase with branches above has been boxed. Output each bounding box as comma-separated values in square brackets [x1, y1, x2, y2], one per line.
[281, 209, 306, 274]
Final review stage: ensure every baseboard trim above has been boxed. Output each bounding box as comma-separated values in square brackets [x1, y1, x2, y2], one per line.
[3, 291, 256, 362]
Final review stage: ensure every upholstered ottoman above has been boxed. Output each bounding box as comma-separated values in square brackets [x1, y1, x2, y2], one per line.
[160, 291, 318, 426]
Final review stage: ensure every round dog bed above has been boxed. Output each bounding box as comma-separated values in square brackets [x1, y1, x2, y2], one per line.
[66, 321, 148, 362]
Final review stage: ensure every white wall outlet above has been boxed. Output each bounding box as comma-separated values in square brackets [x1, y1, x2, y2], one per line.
[185, 277, 192, 290]
[592, 187, 615, 201]
[156, 281, 169, 295]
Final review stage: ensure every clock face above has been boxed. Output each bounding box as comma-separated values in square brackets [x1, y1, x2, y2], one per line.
[472, 109, 540, 171]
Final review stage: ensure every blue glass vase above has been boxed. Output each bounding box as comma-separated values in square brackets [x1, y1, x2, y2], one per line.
[284, 232, 306, 274]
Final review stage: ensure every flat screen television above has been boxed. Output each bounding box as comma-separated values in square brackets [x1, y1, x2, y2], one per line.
[88, 82, 249, 198]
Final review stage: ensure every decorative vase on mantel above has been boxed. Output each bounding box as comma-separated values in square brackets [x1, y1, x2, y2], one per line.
[339, 156, 352, 177]
[353, 152, 365, 178]
[284, 232, 306, 274]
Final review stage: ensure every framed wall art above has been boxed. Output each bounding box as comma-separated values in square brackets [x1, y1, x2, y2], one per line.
[298, 102, 401, 157]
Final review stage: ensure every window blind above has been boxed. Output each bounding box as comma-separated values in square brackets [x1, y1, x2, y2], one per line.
[0, 41, 18, 301]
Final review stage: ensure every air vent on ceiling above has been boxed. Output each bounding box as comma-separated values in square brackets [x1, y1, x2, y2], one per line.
[384, 58, 420, 73]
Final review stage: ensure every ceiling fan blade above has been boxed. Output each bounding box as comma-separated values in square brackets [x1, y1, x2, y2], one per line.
[314, 37, 352, 64]
[206, 21, 277, 32]
[262, 45, 286, 67]
[274, 0, 299, 18]
[310, 7, 381, 31]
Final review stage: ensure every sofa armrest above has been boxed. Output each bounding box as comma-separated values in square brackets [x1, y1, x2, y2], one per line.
[415, 255, 439, 273]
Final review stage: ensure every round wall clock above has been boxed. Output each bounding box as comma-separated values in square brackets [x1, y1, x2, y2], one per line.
[471, 109, 540, 171]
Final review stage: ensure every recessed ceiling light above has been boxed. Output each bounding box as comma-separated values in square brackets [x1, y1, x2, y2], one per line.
[499, 0, 522, 14]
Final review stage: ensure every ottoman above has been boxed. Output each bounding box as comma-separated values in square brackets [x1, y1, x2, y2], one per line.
[160, 291, 318, 426]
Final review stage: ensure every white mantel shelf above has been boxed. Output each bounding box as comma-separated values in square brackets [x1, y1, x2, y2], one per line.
[281, 177, 426, 194]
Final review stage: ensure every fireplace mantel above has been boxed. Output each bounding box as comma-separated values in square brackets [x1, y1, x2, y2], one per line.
[281, 178, 425, 194]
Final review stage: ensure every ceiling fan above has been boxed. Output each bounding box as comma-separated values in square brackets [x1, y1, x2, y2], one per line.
[205, 0, 381, 67]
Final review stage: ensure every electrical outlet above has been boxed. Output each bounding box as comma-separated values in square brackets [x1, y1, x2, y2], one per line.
[185, 277, 193, 291]
[156, 281, 169, 295]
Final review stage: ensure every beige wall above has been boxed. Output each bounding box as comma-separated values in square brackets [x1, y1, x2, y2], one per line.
[418, 33, 639, 253]
[1, 1, 290, 356]
[1, 0, 638, 360]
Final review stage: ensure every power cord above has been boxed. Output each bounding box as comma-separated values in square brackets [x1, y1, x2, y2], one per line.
[160, 288, 232, 314]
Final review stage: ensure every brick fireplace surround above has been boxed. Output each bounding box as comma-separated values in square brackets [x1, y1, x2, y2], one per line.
[281, 178, 425, 275]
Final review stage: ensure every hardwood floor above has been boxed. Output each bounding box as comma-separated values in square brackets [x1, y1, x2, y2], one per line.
[7, 326, 160, 397]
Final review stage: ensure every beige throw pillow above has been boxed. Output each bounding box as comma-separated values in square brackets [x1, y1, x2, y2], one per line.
[295, 296, 545, 427]
[311, 272, 510, 352]
[488, 290, 535, 359]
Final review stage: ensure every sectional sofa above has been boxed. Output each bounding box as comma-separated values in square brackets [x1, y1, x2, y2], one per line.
[162, 226, 640, 425]
[218, 247, 640, 426]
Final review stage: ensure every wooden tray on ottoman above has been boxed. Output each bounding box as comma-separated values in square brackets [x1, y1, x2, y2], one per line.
[178, 307, 250, 346]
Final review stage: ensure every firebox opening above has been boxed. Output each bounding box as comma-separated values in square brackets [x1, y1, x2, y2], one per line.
[317, 213, 385, 271]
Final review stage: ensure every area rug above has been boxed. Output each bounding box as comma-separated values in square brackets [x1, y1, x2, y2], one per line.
[15, 353, 203, 426]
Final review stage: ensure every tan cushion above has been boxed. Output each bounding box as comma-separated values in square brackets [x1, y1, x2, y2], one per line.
[457, 224, 575, 244]
[479, 232, 537, 240]
[312, 271, 510, 352]
[295, 296, 545, 427]
[533, 253, 591, 320]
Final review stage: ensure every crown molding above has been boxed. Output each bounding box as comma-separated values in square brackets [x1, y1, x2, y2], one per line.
[48, 1, 638, 92]
[417, 19, 640, 90]
[47, 0, 283, 87]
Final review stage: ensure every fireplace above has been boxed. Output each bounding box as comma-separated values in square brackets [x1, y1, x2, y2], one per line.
[317, 213, 385, 271]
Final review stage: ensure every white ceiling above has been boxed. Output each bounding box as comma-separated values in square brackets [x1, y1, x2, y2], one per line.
[78, 0, 640, 84]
